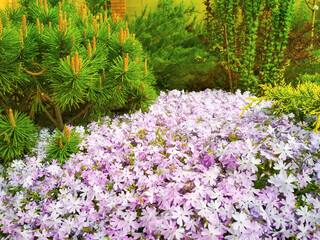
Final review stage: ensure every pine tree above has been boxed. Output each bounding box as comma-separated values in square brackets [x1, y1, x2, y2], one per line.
[0, 0, 157, 131]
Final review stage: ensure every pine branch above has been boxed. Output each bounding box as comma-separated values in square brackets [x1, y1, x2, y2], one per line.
[41, 104, 58, 127]
[66, 104, 90, 125]
[54, 105, 64, 131]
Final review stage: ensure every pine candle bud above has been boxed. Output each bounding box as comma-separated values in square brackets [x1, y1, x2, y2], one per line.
[48, 22, 52, 29]
[108, 24, 111, 39]
[66, 55, 70, 65]
[79, 58, 82, 71]
[0, 17, 3, 36]
[99, 13, 103, 23]
[126, 21, 128, 29]
[104, 12, 108, 22]
[124, 53, 129, 72]
[64, 126, 71, 141]
[39, 0, 43, 7]
[63, 20, 67, 32]
[22, 15, 27, 37]
[74, 52, 79, 73]
[141, 83, 145, 92]
[123, 31, 127, 41]
[132, 34, 135, 41]
[84, 29, 87, 38]
[58, 2, 61, 12]
[93, 36, 96, 51]
[119, 28, 123, 43]
[36, 19, 41, 34]
[145, 58, 148, 76]
[19, 29, 24, 46]
[88, 42, 92, 59]
[12, 0, 17, 8]
[4, 133, 9, 144]
[44, 0, 48, 14]
[99, 77, 102, 86]
[126, 28, 129, 39]
[102, 68, 106, 79]
[72, 34, 75, 46]
[85, 16, 88, 26]
[59, 136, 63, 149]
[71, 57, 75, 71]
[8, 109, 16, 128]
[93, 18, 97, 35]
[58, 13, 63, 31]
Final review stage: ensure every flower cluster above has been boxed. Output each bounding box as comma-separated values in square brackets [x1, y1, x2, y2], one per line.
[0, 89, 320, 239]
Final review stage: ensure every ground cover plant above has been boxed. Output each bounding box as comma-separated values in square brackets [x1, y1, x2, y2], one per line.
[0, 89, 319, 239]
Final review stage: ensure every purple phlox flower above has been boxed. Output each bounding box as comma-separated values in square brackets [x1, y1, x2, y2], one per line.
[193, 178, 207, 198]
[272, 141, 293, 160]
[144, 187, 158, 204]
[238, 154, 261, 173]
[161, 219, 178, 239]
[297, 170, 312, 188]
[1, 218, 14, 234]
[47, 201, 64, 215]
[196, 200, 211, 218]
[273, 214, 288, 229]
[91, 229, 109, 240]
[314, 162, 320, 179]
[171, 205, 192, 226]
[296, 206, 312, 225]
[24, 208, 39, 225]
[225, 227, 242, 240]
[268, 170, 297, 194]
[202, 167, 220, 186]
[273, 160, 291, 172]
[231, 211, 251, 233]
[22, 175, 34, 189]
[115, 211, 139, 233]
[34, 229, 50, 239]
[47, 163, 63, 176]
[59, 217, 77, 236]
[242, 220, 263, 239]
[296, 224, 311, 240]
[200, 223, 222, 240]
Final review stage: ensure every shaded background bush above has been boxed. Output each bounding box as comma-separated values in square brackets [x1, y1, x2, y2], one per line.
[129, 0, 217, 91]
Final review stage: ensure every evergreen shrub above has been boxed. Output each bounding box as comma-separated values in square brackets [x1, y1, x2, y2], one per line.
[0, 0, 157, 165]
[0, 0, 157, 129]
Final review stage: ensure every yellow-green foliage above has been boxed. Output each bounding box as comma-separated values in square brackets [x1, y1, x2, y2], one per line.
[240, 80, 320, 133]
